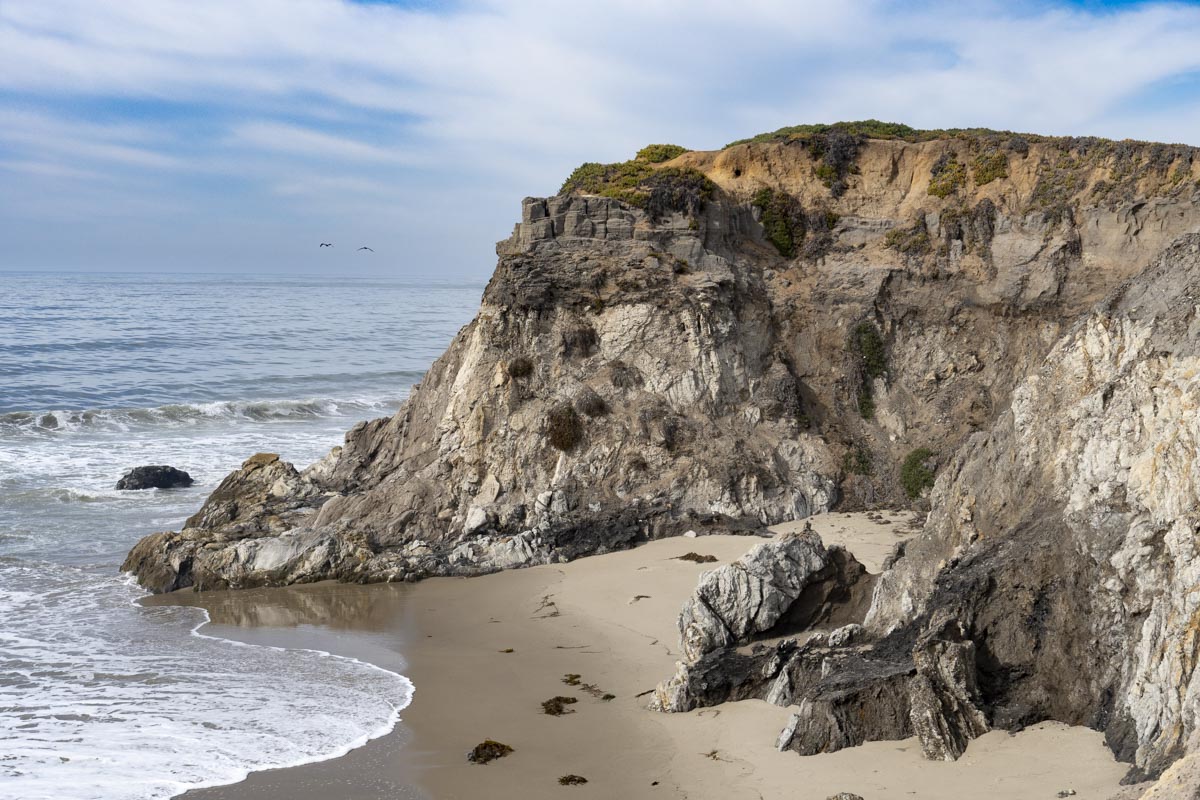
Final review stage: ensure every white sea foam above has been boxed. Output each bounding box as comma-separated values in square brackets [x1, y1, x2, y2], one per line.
[0, 571, 412, 800]
[0, 273, 480, 799]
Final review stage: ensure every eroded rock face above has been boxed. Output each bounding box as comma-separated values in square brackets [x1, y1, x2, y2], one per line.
[869, 235, 1200, 782]
[125, 196, 842, 591]
[653, 234, 1200, 788]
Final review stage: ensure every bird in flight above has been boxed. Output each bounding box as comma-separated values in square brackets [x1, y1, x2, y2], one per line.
[319, 243, 332, 247]
[357, 246, 374, 252]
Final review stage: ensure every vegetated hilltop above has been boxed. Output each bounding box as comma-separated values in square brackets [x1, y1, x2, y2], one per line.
[124, 122, 1200, 792]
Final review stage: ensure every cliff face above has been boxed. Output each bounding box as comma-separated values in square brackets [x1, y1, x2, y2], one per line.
[654, 233, 1200, 783]
[125, 126, 1199, 594]
[124, 123, 1200, 789]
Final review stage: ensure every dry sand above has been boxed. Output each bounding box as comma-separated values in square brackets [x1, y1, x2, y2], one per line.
[172, 512, 1127, 799]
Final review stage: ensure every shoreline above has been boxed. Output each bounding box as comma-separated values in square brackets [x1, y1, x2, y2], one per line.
[160, 512, 1129, 799]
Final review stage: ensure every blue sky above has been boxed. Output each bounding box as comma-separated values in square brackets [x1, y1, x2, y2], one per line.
[2, 0, 1200, 278]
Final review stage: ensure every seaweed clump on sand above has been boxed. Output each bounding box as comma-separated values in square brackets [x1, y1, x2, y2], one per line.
[677, 552, 718, 563]
[541, 696, 579, 716]
[559, 774, 589, 785]
[467, 739, 514, 764]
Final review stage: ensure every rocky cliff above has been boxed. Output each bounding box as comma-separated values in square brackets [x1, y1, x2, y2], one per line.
[125, 121, 1200, 791]
[125, 123, 1200, 594]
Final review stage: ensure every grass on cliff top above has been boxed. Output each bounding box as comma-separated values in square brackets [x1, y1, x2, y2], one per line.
[725, 120, 1034, 148]
[724, 119, 1199, 151]
[559, 145, 716, 218]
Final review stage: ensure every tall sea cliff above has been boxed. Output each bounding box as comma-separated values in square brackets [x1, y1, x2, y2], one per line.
[124, 122, 1200, 792]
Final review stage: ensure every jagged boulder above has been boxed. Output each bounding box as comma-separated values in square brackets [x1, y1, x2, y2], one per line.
[653, 530, 869, 712]
[678, 529, 862, 661]
[183, 453, 321, 535]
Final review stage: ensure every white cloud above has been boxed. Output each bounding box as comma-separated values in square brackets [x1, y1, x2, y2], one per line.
[3, 0, 1200, 274]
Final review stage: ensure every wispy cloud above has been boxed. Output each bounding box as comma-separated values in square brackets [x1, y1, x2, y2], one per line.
[2, 0, 1200, 275]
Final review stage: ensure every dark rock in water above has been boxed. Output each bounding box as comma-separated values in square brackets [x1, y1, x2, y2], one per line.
[116, 466, 194, 491]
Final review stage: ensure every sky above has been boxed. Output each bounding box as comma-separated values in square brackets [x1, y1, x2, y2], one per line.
[2, 0, 1200, 279]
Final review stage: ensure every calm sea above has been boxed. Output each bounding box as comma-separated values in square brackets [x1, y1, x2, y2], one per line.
[0, 271, 481, 800]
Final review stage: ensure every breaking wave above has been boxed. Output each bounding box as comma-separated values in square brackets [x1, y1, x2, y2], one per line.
[0, 394, 408, 438]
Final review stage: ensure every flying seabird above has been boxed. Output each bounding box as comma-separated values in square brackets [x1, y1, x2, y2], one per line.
[357, 246, 374, 252]
[319, 242, 332, 247]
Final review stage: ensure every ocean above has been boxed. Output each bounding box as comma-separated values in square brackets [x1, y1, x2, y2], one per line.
[0, 271, 481, 800]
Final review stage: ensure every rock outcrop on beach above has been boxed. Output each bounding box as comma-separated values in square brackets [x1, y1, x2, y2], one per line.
[125, 122, 1200, 792]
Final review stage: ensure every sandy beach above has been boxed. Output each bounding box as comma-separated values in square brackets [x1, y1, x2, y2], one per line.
[166, 512, 1128, 799]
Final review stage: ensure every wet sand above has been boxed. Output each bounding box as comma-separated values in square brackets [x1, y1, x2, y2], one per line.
[167, 512, 1128, 799]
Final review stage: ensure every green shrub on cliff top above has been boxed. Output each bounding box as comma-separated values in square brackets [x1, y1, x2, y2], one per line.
[636, 144, 688, 163]
[900, 448, 936, 499]
[559, 151, 714, 220]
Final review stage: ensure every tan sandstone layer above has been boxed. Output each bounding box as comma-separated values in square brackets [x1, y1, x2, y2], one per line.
[171, 513, 1125, 800]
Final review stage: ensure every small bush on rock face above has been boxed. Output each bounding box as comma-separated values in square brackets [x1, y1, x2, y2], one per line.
[575, 387, 610, 417]
[507, 357, 534, 379]
[842, 446, 873, 476]
[928, 153, 967, 198]
[561, 324, 598, 359]
[885, 221, 931, 255]
[547, 405, 584, 452]
[850, 322, 885, 420]
[901, 447, 937, 499]
[972, 150, 1008, 185]
[609, 360, 643, 390]
[852, 322, 887, 379]
[808, 130, 862, 197]
[752, 187, 806, 257]
[857, 392, 875, 420]
[643, 167, 715, 221]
